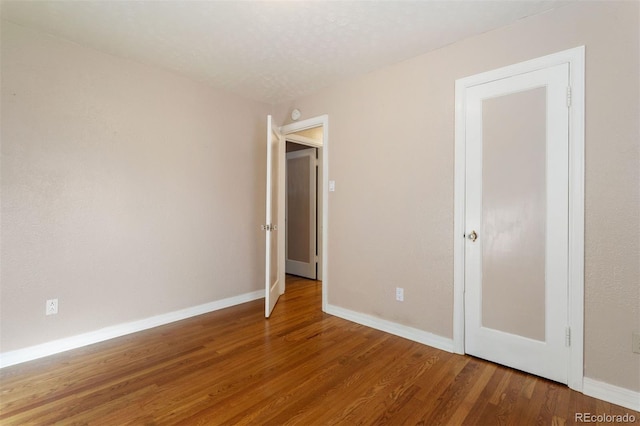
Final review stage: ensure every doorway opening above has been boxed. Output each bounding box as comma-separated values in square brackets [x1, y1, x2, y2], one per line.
[280, 115, 329, 313]
[285, 142, 319, 280]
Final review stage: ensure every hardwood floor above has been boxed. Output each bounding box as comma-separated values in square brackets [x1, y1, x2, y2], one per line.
[1, 275, 637, 425]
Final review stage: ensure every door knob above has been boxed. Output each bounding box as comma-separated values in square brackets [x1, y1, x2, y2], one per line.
[468, 230, 478, 242]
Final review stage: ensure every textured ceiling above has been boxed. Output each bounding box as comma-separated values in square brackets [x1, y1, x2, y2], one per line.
[1, 1, 567, 104]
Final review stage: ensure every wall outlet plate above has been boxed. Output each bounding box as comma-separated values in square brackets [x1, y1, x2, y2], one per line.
[395, 287, 404, 302]
[46, 298, 58, 315]
[633, 332, 640, 354]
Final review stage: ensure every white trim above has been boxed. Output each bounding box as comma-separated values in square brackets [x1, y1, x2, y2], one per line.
[285, 133, 322, 147]
[326, 304, 453, 353]
[566, 46, 586, 392]
[281, 115, 327, 134]
[455, 46, 585, 89]
[281, 115, 329, 312]
[453, 46, 585, 390]
[583, 378, 640, 412]
[0, 290, 264, 369]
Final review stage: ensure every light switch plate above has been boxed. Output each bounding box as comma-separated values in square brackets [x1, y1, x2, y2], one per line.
[329, 180, 335, 192]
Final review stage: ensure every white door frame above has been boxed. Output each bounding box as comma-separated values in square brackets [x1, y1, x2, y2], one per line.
[281, 115, 329, 313]
[453, 46, 585, 391]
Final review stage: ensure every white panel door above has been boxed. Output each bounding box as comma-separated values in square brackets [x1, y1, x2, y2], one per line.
[265, 116, 285, 317]
[286, 148, 317, 279]
[465, 64, 570, 383]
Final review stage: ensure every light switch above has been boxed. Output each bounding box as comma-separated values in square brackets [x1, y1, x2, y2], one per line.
[329, 180, 336, 192]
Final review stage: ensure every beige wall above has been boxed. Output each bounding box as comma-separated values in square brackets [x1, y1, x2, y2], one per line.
[275, 1, 639, 392]
[0, 22, 269, 351]
[2, 1, 638, 395]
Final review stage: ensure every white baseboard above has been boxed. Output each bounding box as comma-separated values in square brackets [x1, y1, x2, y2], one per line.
[0, 290, 264, 369]
[325, 303, 453, 353]
[6, 295, 637, 413]
[583, 377, 640, 412]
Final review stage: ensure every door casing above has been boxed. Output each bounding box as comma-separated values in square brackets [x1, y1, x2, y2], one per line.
[453, 46, 585, 391]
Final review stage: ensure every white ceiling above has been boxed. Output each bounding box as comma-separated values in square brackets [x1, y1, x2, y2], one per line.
[1, 1, 568, 104]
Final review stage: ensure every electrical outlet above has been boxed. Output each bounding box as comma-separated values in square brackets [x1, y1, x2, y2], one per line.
[395, 287, 404, 302]
[633, 333, 640, 354]
[46, 298, 58, 315]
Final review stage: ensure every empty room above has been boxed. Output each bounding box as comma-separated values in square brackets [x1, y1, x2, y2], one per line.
[1, 1, 639, 424]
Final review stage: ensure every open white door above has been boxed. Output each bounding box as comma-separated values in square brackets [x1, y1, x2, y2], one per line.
[264, 115, 285, 317]
[285, 148, 317, 279]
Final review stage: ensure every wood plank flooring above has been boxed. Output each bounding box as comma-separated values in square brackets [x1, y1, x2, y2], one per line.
[1, 275, 637, 425]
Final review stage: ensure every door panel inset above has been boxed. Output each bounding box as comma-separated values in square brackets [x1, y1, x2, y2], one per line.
[481, 88, 547, 342]
[269, 135, 279, 286]
[287, 156, 311, 263]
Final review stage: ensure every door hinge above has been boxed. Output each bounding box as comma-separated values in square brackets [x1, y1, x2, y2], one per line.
[261, 224, 276, 231]
[565, 326, 571, 347]
[566, 86, 572, 108]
